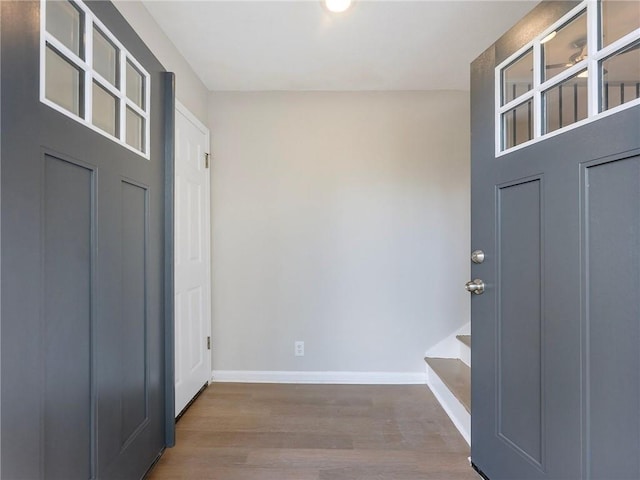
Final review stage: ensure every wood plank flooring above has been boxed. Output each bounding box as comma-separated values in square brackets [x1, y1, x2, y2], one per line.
[147, 383, 479, 480]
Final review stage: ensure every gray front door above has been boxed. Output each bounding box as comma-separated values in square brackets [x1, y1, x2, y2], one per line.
[470, 1, 639, 479]
[1, 1, 172, 478]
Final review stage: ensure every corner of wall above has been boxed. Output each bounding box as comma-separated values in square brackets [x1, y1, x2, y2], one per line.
[425, 322, 470, 359]
[112, 0, 210, 126]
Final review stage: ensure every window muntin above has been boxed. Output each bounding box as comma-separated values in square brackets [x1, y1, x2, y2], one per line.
[40, 0, 151, 158]
[601, 0, 640, 48]
[93, 28, 118, 87]
[543, 71, 588, 133]
[496, 0, 640, 155]
[542, 11, 588, 82]
[502, 49, 533, 105]
[45, 45, 83, 116]
[46, 0, 83, 58]
[126, 107, 145, 152]
[126, 61, 145, 110]
[502, 100, 533, 150]
[92, 82, 118, 136]
[600, 41, 640, 111]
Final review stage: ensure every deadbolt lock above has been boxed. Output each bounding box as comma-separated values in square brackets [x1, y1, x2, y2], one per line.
[471, 250, 485, 264]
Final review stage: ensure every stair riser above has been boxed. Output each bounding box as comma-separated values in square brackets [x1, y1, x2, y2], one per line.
[425, 364, 471, 445]
[460, 343, 471, 367]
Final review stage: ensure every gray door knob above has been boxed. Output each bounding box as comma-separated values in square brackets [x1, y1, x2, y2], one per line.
[465, 279, 485, 295]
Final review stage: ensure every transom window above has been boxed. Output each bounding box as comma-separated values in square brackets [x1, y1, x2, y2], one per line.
[40, 0, 151, 158]
[495, 0, 640, 155]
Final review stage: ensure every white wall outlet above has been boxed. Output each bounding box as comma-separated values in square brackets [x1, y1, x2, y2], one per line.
[294, 341, 304, 357]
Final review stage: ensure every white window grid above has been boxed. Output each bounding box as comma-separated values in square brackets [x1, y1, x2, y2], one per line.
[495, 0, 640, 157]
[39, 0, 151, 159]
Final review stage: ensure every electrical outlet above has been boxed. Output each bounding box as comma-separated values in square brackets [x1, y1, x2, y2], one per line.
[294, 341, 304, 357]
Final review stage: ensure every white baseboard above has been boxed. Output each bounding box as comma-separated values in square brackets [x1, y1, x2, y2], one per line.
[211, 370, 427, 385]
[425, 363, 471, 445]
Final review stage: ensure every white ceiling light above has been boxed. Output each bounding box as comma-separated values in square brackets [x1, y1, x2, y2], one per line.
[324, 0, 353, 14]
[540, 31, 557, 44]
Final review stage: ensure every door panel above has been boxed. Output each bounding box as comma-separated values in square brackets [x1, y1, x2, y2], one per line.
[584, 155, 640, 478]
[497, 178, 543, 467]
[1, 1, 171, 478]
[471, 2, 640, 479]
[120, 180, 149, 444]
[43, 154, 93, 480]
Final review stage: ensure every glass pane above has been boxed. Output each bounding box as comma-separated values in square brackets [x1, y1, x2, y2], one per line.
[601, 41, 640, 111]
[543, 71, 588, 134]
[46, 0, 83, 58]
[126, 107, 145, 152]
[126, 61, 145, 109]
[601, 0, 640, 48]
[45, 45, 82, 116]
[543, 11, 588, 81]
[93, 28, 118, 86]
[502, 100, 533, 150]
[92, 82, 118, 136]
[502, 49, 533, 105]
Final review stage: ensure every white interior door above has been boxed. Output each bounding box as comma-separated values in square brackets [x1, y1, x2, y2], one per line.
[174, 102, 211, 416]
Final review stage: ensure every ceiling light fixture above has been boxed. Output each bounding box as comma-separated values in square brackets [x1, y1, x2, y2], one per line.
[324, 0, 353, 14]
[540, 31, 557, 44]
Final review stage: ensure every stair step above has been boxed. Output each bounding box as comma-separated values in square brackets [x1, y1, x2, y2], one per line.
[456, 335, 471, 348]
[424, 357, 471, 413]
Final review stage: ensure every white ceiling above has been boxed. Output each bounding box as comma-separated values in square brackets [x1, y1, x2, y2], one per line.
[142, 0, 539, 91]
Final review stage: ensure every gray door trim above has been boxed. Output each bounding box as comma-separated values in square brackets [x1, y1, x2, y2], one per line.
[0, 4, 3, 472]
[163, 71, 176, 448]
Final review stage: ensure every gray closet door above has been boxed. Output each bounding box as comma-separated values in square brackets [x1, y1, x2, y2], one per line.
[470, 2, 640, 479]
[1, 1, 172, 478]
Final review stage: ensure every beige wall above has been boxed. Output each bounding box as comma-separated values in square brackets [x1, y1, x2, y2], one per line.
[208, 91, 471, 373]
[114, 1, 473, 375]
[113, 1, 209, 124]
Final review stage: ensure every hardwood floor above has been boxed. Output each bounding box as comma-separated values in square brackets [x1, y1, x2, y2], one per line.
[147, 383, 479, 479]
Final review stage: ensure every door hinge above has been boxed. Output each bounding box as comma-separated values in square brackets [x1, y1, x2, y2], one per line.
[207, 336, 211, 350]
[205, 152, 210, 169]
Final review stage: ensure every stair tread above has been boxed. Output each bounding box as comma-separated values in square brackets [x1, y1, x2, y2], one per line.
[424, 357, 471, 413]
[456, 335, 471, 348]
